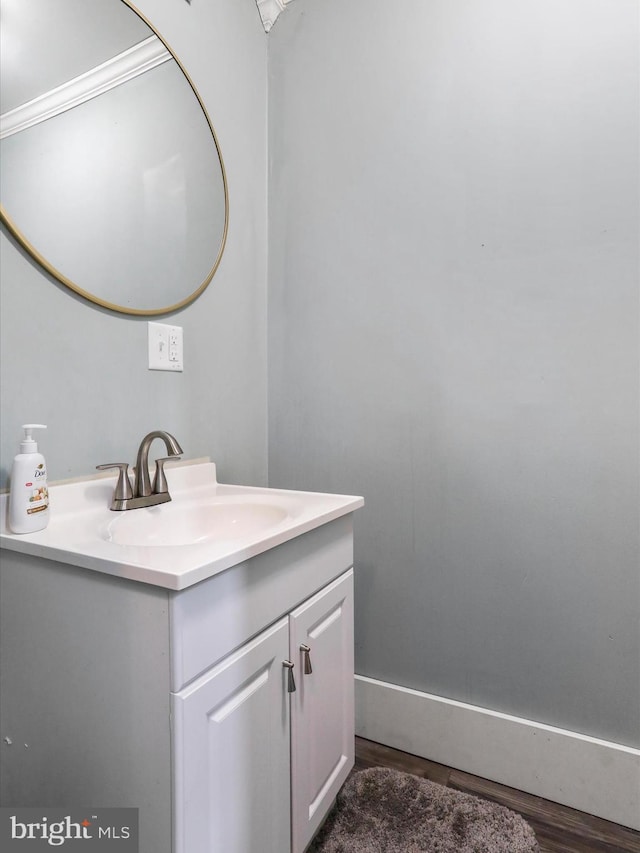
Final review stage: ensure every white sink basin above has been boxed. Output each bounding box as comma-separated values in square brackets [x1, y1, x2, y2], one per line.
[102, 499, 290, 547]
[0, 461, 364, 589]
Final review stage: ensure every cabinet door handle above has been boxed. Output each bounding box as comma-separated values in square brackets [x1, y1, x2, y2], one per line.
[283, 660, 296, 693]
[300, 644, 313, 675]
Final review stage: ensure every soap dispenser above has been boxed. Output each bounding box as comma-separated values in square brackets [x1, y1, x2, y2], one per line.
[8, 424, 49, 534]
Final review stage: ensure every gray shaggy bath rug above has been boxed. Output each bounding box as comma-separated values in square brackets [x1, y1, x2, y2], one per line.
[309, 767, 540, 853]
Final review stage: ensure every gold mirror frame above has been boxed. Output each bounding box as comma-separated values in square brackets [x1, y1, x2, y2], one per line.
[0, 0, 229, 316]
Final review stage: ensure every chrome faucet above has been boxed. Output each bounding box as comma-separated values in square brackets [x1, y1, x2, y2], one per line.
[97, 430, 183, 511]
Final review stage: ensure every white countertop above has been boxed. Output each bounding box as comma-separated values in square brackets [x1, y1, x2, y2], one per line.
[0, 462, 364, 590]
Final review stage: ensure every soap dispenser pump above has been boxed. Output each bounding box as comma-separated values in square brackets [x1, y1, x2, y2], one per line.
[8, 424, 49, 534]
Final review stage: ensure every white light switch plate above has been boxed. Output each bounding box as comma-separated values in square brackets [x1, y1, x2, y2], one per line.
[148, 322, 183, 371]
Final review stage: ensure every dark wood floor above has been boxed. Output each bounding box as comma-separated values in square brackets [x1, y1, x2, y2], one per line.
[355, 737, 640, 853]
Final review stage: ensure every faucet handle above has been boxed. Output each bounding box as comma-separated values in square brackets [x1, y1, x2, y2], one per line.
[152, 456, 180, 495]
[96, 463, 134, 501]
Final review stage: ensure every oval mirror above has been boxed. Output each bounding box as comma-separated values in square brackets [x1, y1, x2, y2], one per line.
[0, 0, 228, 315]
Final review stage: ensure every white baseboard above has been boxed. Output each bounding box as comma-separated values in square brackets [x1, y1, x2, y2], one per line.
[355, 675, 640, 830]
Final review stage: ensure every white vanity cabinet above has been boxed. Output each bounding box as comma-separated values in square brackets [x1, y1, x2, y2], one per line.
[173, 570, 354, 853]
[0, 511, 357, 853]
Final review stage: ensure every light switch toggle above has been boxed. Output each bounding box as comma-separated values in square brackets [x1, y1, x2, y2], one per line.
[148, 323, 183, 371]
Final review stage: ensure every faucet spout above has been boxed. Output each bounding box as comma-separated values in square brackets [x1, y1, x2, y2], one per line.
[134, 430, 183, 498]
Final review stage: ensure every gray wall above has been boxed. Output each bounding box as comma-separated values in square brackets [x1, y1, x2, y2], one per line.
[2, 0, 638, 752]
[268, 0, 640, 746]
[1, 0, 269, 488]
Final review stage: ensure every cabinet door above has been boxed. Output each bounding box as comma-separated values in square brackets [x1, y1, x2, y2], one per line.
[289, 569, 354, 853]
[172, 617, 291, 853]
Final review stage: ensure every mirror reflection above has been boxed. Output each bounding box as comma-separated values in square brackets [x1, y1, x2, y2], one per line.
[0, 0, 228, 315]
